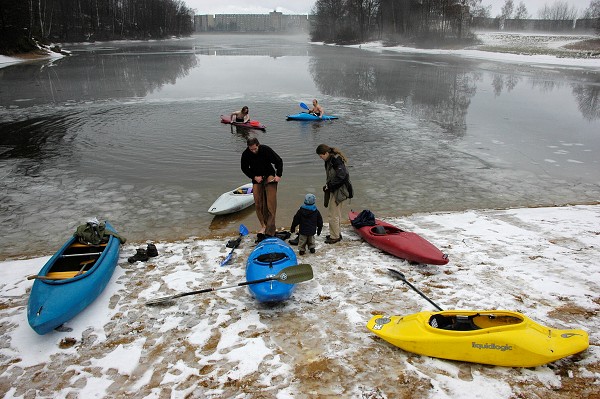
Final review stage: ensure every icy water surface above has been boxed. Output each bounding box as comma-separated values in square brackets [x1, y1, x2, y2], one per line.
[1, 34, 599, 259]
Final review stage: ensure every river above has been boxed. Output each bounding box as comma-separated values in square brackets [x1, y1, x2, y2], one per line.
[1, 33, 599, 259]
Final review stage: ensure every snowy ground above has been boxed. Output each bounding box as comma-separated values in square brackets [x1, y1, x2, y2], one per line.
[0, 204, 599, 398]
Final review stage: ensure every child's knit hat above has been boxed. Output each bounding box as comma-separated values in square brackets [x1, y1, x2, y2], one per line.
[304, 193, 316, 205]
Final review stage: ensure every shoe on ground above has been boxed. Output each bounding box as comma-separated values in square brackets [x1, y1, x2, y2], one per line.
[324, 237, 342, 244]
[288, 235, 299, 245]
[128, 248, 149, 263]
[255, 233, 266, 244]
[325, 233, 342, 240]
[146, 243, 159, 257]
[299, 250, 305, 255]
[309, 248, 316, 254]
[226, 237, 241, 248]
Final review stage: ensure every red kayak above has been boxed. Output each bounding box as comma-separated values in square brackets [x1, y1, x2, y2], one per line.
[220, 115, 266, 131]
[348, 211, 449, 265]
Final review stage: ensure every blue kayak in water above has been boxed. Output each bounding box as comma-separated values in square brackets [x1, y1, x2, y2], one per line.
[27, 221, 122, 334]
[246, 237, 298, 303]
[286, 112, 338, 121]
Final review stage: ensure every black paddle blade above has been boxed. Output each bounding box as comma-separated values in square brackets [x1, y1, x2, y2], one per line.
[387, 268, 444, 311]
[387, 268, 406, 281]
[275, 263, 313, 284]
[145, 297, 177, 307]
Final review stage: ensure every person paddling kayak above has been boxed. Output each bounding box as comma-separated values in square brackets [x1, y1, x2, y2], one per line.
[308, 99, 324, 118]
[230, 106, 250, 123]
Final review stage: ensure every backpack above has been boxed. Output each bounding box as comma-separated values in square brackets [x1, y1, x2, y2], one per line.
[73, 219, 127, 245]
[351, 209, 376, 228]
[74, 221, 108, 245]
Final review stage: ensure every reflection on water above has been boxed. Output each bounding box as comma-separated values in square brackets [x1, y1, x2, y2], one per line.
[0, 34, 599, 259]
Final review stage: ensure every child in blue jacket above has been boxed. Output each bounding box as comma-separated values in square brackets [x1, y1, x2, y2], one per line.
[290, 194, 323, 255]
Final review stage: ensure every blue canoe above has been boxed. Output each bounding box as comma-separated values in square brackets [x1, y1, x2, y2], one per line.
[246, 237, 298, 303]
[286, 112, 339, 121]
[27, 221, 121, 334]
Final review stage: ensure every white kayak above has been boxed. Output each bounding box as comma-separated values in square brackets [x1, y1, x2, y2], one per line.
[208, 183, 255, 215]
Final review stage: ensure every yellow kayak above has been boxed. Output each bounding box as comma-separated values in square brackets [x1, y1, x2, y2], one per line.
[367, 310, 588, 367]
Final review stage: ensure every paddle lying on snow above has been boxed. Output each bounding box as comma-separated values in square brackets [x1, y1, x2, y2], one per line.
[387, 268, 444, 311]
[145, 263, 314, 306]
[220, 224, 249, 266]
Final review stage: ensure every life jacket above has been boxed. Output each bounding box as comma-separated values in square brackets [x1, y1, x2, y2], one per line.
[351, 209, 376, 228]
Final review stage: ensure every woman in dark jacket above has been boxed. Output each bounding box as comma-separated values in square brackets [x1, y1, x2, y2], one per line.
[316, 144, 353, 244]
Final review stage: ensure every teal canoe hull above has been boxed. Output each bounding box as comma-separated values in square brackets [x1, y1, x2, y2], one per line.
[27, 221, 121, 334]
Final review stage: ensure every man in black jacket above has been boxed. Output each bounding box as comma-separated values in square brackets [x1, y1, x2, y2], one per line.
[241, 137, 283, 239]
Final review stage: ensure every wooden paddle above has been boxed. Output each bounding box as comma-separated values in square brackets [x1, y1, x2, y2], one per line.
[27, 270, 89, 280]
[145, 263, 314, 306]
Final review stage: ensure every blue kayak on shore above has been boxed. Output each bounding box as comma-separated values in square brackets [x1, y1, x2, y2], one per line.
[286, 112, 338, 121]
[246, 237, 298, 303]
[27, 221, 122, 334]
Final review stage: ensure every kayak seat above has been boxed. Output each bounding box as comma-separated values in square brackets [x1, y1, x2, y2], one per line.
[256, 252, 287, 264]
[430, 314, 453, 329]
[234, 187, 253, 195]
[71, 242, 107, 248]
[430, 314, 481, 331]
[371, 226, 387, 235]
[45, 270, 87, 279]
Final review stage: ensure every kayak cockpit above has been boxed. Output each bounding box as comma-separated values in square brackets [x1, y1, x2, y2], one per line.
[370, 225, 404, 235]
[429, 312, 524, 331]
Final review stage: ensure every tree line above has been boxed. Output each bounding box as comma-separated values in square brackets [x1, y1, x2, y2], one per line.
[0, 0, 194, 54]
[310, 0, 600, 45]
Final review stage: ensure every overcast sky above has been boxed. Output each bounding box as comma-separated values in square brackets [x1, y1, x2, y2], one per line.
[184, 0, 587, 17]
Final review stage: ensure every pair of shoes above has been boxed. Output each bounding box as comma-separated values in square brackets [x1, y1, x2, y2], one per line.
[299, 250, 305, 255]
[288, 234, 299, 245]
[128, 248, 149, 263]
[324, 237, 342, 244]
[255, 233, 266, 244]
[325, 233, 342, 240]
[226, 237, 241, 248]
[309, 248, 316, 254]
[146, 243, 159, 257]
[275, 231, 291, 240]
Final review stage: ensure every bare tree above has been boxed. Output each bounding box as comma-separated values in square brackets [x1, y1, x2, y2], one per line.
[514, 2, 529, 19]
[537, 1, 579, 20]
[500, 0, 514, 19]
[583, 0, 600, 18]
[469, 0, 491, 18]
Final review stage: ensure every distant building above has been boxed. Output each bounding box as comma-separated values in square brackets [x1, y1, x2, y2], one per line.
[194, 11, 310, 33]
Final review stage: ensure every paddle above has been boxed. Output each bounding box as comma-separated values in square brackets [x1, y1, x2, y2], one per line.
[249, 120, 261, 127]
[387, 268, 444, 311]
[299, 102, 309, 111]
[145, 263, 314, 306]
[220, 224, 249, 266]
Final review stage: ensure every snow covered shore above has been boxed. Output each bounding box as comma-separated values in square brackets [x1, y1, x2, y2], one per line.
[343, 31, 600, 68]
[1, 204, 599, 398]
